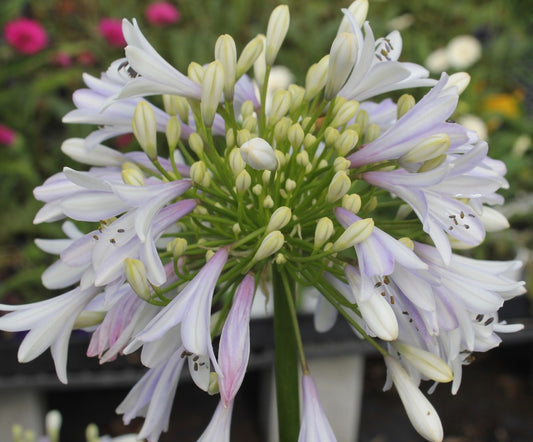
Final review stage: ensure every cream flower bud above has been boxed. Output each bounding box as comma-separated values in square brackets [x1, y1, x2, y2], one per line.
[338, 0, 369, 33]
[444, 72, 471, 95]
[237, 35, 265, 79]
[132, 101, 157, 160]
[263, 195, 274, 208]
[334, 156, 351, 172]
[288, 84, 305, 112]
[254, 230, 284, 261]
[252, 184, 263, 195]
[265, 5, 290, 66]
[267, 206, 292, 232]
[215, 34, 237, 100]
[326, 171, 351, 203]
[393, 342, 453, 383]
[324, 127, 340, 146]
[235, 170, 252, 193]
[335, 129, 359, 156]
[73, 311, 106, 329]
[398, 237, 414, 250]
[285, 178, 296, 192]
[201, 61, 224, 127]
[226, 128, 235, 148]
[288, 123, 305, 148]
[331, 218, 374, 252]
[268, 90, 292, 126]
[240, 137, 279, 171]
[190, 161, 207, 184]
[253, 35, 267, 89]
[384, 356, 444, 442]
[296, 150, 310, 168]
[162, 94, 180, 115]
[166, 116, 182, 151]
[355, 109, 369, 131]
[45, 410, 62, 442]
[166, 237, 188, 259]
[243, 115, 258, 132]
[363, 123, 381, 143]
[342, 193, 361, 214]
[400, 134, 450, 164]
[274, 118, 291, 144]
[262, 170, 271, 184]
[121, 166, 145, 186]
[189, 132, 204, 156]
[304, 55, 329, 100]
[418, 154, 446, 172]
[237, 129, 252, 146]
[188, 61, 204, 84]
[325, 32, 357, 100]
[314, 217, 335, 249]
[397, 94, 416, 119]
[124, 258, 151, 301]
[329, 100, 360, 128]
[241, 100, 255, 119]
[175, 96, 190, 123]
[229, 147, 246, 175]
[232, 223, 241, 235]
[303, 133, 316, 150]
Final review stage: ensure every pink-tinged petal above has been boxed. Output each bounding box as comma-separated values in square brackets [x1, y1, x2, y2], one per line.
[299, 373, 337, 442]
[197, 400, 234, 442]
[218, 274, 255, 404]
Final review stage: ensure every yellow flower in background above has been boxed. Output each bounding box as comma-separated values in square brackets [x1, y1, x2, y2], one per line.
[481, 92, 522, 119]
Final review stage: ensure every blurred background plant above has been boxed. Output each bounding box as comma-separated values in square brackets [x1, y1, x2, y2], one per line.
[1, 0, 532, 306]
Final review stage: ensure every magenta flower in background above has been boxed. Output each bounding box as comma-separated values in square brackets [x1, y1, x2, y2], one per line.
[145, 1, 181, 26]
[0, 124, 16, 145]
[3, 18, 48, 54]
[98, 18, 126, 47]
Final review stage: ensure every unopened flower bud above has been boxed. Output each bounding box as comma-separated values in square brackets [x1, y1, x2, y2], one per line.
[268, 90, 291, 126]
[206, 249, 216, 261]
[331, 218, 374, 252]
[265, 5, 290, 66]
[304, 55, 329, 100]
[326, 171, 351, 203]
[274, 118, 291, 144]
[190, 161, 207, 184]
[237, 35, 265, 79]
[188, 61, 204, 84]
[334, 156, 351, 172]
[229, 147, 246, 175]
[226, 128, 235, 148]
[355, 109, 369, 131]
[267, 206, 292, 232]
[398, 237, 414, 250]
[237, 129, 252, 146]
[262, 170, 271, 184]
[296, 150, 310, 167]
[45, 410, 62, 442]
[288, 123, 305, 148]
[232, 223, 242, 235]
[166, 116, 182, 151]
[401, 134, 450, 164]
[418, 154, 447, 172]
[241, 100, 255, 119]
[314, 217, 335, 249]
[338, 0, 369, 33]
[275, 150, 286, 167]
[384, 356, 444, 442]
[303, 133, 317, 150]
[335, 129, 359, 156]
[252, 184, 263, 195]
[162, 94, 180, 116]
[166, 237, 188, 259]
[275, 253, 287, 265]
[363, 195, 378, 213]
[363, 123, 381, 143]
[324, 127, 340, 147]
[253, 36, 267, 89]
[288, 84, 305, 112]
[189, 132, 204, 156]
[235, 170, 252, 193]
[132, 101, 157, 160]
[240, 137, 278, 171]
[330, 100, 360, 128]
[263, 195, 274, 208]
[201, 61, 224, 127]
[243, 115, 258, 132]
[121, 166, 145, 186]
[325, 32, 357, 100]
[342, 193, 361, 214]
[394, 342, 453, 383]
[124, 258, 151, 300]
[397, 94, 416, 119]
[254, 230, 284, 261]
[215, 34, 237, 100]
[285, 178, 296, 192]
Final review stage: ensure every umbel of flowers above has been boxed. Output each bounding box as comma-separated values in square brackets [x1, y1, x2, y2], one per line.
[0, 2, 525, 441]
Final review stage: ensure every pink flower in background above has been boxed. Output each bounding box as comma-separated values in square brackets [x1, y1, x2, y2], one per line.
[0, 124, 16, 145]
[145, 1, 180, 26]
[4, 18, 48, 54]
[98, 18, 126, 47]
[52, 51, 72, 67]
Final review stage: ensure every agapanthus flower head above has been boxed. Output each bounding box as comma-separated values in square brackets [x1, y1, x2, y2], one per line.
[145, 1, 180, 26]
[2, 3, 524, 441]
[4, 17, 48, 54]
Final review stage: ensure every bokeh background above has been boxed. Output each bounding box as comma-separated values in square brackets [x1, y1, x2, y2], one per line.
[1, 0, 532, 440]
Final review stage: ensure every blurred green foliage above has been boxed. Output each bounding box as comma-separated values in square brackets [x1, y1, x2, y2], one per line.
[1, 0, 532, 303]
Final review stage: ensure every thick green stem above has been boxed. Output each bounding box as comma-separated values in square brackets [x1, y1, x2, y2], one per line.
[272, 265, 300, 442]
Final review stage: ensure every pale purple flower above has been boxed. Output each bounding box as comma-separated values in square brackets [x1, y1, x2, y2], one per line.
[337, 11, 435, 102]
[134, 248, 229, 358]
[217, 274, 256, 405]
[197, 400, 234, 442]
[0, 286, 99, 383]
[298, 373, 337, 442]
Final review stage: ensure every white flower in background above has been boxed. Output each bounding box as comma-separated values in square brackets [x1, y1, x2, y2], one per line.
[446, 34, 482, 69]
[458, 114, 488, 140]
[1, 2, 524, 441]
[425, 48, 449, 73]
